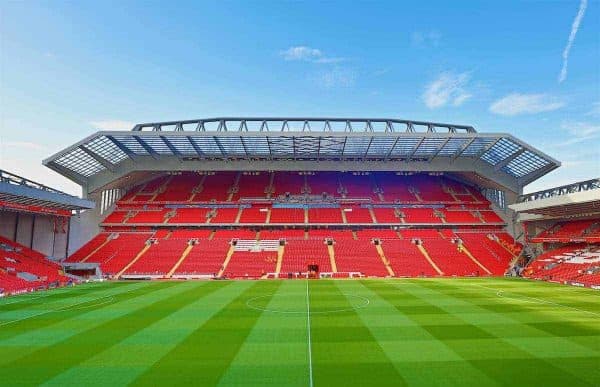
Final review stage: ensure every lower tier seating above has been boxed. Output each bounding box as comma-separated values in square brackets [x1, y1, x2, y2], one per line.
[523, 244, 600, 287]
[334, 240, 388, 276]
[0, 236, 69, 294]
[64, 228, 520, 279]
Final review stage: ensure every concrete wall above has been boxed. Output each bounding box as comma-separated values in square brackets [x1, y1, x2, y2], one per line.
[0, 210, 69, 259]
[68, 192, 105, 256]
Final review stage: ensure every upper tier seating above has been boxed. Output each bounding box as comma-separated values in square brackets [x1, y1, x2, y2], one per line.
[168, 208, 209, 224]
[239, 206, 269, 223]
[272, 172, 305, 196]
[308, 208, 343, 223]
[307, 172, 340, 196]
[533, 220, 599, 242]
[126, 210, 170, 224]
[232, 172, 270, 200]
[374, 173, 417, 202]
[192, 172, 236, 201]
[343, 207, 373, 223]
[371, 208, 401, 223]
[270, 208, 305, 223]
[339, 173, 376, 199]
[210, 208, 239, 223]
[155, 173, 200, 201]
[259, 229, 305, 240]
[402, 208, 441, 223]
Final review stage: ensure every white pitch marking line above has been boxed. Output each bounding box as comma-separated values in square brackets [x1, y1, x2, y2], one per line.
[0, 286, 140, 327]
[472, 284, 600, 317]
[306, 280, 314, 387]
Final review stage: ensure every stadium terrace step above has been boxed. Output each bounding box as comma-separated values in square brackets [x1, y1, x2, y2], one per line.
[416, 244, 444, 275]
[115, 243, 152, 278]
[217, 244, 236, 277]
[327, 244, 338, 273]
[166, 244, 195, 277]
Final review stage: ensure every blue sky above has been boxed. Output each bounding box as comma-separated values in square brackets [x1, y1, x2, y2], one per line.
[1, 1, 598, 195]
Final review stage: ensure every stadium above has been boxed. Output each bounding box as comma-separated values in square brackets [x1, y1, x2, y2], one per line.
[0, 117, 598, 386]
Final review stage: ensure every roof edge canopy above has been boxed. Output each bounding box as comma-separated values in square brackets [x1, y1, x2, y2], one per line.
[43, 118, 560, 195]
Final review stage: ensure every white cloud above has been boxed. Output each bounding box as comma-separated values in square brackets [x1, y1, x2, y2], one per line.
[422, 72, 471, 109]
[489, 93, 565, 116]
[280, 46, 322, 61]
[559, 0, 587, 83]
[586, 101, 600, 116]
[411, 31, 442, 47]
[2, 141, 47, 151]
[562, 121, 600, 144]
[90, 120, 135, 130]
[279, 46, 345, 64]
[314, 67, 356, 89]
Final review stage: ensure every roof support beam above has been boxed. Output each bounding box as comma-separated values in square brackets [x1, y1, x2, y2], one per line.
[78, 145, 116, 172]
[160, 136, 183, 162]
[213, 136, 226, 157]
[363, 136, 374, 159]
[46, 162, 88, 185]
[517, 163, 558, 186]
[475, 137, 503, 159]
[186, 136, 205, 157]
[133, 136, 158, 160]
[240, 136, 250, 158]
[451, 137, 476, 162]
[407, 137, 426, 160]
[385, 137, 401, 161]
[429, 137, 451, 162]
[494, 148, 526, 171]
[106, 135, 136, 161]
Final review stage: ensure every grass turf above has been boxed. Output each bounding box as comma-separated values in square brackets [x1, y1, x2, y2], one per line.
[0, 278, 598, 386]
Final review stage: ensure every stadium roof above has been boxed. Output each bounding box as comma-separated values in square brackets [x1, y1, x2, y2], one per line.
[43, 117, 560, 194]
[0, 169, 95, 215]
[510, 178, 600, 220]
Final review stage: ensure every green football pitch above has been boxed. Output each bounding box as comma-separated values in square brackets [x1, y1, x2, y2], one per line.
[0, 278, 598, 386]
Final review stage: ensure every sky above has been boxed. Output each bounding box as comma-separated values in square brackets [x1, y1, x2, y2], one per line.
[0, 0, 598, 196]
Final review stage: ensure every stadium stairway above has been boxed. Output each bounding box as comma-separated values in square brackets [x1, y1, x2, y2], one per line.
[115, 243, 152, 278]
[374, 244, 395, 276]
[217, 244, 236, 277]
[167, 243, 195, 277]
[416, 243, 444, 275]
[327, 244, 338, 273]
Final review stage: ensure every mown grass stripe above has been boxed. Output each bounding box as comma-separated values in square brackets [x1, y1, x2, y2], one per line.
[132, 280, 282, 386]
[411, 278, 599, 386]
[0, 281, 188, 384]
[0, 282, 133, 315]
[309, 280, 405, 387]
[0, 282, 114, 310]
[396, 279, 595, 386]
[0, 281, 161, 342]
[42, 281, 240, 386]
[345, 280, 499, 385]
[217, 280, 311, 387]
